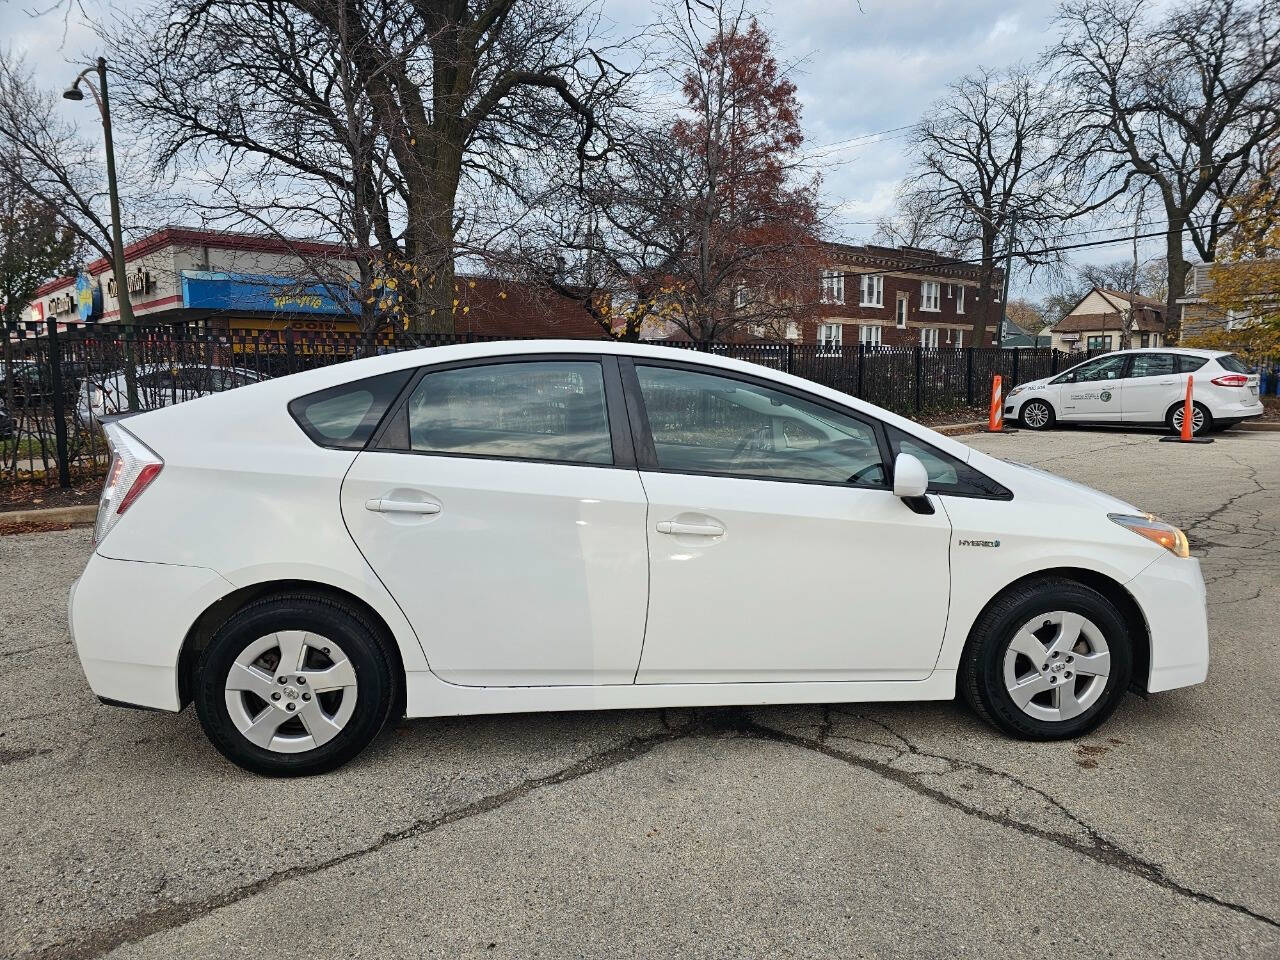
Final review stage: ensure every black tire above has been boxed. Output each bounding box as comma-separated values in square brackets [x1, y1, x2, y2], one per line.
[1166, 400, 1213, 437]
[1019, 399, 1055, 431]
[194, 593, 399, 776]
[960, 578, 1132, 740]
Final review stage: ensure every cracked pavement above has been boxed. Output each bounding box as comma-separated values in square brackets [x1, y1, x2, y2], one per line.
[1, 427, 1277, 958]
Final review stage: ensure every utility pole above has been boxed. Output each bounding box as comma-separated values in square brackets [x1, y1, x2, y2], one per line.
[65, 57, 139, 410]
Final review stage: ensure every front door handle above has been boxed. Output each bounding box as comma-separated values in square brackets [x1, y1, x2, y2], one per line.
[656, 519, 724, 537]
[365, 498, 442, 515]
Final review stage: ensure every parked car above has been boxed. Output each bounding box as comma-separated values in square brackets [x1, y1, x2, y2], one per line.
[1005, 348, 1262, 436]
[0, 398, 14, 440]
[77, 364, 263, 423]
[0, 360, 83, 409]
[70, 341, 1208, 776]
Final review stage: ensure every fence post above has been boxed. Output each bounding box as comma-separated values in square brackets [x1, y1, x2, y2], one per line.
[965, 348, 974, 407]
[857, 342, 865, 397]
[1012, 348, 1020, 387]
[285, 326, 297, 375]
[45, 317, 71, 489]
[914, 346, 923, 414]
[1051, 350, 1060, 374]
[786, 342, 794, 376]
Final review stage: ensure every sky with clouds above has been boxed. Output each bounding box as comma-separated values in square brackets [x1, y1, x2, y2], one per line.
[1, 0, 1156, 300]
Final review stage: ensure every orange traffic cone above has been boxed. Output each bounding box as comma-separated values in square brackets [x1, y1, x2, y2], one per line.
[986, 375, 1017, 433]
[1160, 375, 1213, 444]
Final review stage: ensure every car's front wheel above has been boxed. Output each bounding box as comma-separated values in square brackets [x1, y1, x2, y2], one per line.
[194, 594, 398, 776]
[1019, 399, 1054, 430]
[961, 578, 1132, 740]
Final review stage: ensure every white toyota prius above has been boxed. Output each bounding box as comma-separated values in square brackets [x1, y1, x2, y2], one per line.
[71, 341, 1209, 775]
[1005, 348, 1263, 435]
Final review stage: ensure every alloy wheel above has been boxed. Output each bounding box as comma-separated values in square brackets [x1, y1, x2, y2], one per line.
[1022, 401, 1050, 429]
[1001, 611, 1111, 722]
[223, 631, 358, 753]
[1171, 405, 1206, 435]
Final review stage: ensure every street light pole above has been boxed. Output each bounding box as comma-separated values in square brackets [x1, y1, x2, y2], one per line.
[65, 56, 138, 410]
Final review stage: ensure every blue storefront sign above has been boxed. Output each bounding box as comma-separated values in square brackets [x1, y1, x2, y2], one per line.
[76, 271, 100, 322]
[181, 271, 358, 315]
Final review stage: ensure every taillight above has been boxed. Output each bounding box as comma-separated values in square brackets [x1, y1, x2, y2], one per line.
[94, 423, 164, 544]
[1211, 374, 1249, 387]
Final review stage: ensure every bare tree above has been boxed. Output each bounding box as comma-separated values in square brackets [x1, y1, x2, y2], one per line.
[0, 53, 152, 262]
[115, 0, 624, 334]
[894, 66, 1099, 347]
[1051, 0, 1280, 339]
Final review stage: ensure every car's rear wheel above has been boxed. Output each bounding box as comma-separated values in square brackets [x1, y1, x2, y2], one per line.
[1167, 401, 1212, 437]
[961, 578, 1132, 740]
[1020, 399, 1054, 430]
[194, 594, 398, 776]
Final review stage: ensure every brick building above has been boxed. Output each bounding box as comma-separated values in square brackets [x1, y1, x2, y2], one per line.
[804, 243, 1003, 350]
[20, 226, 603, 340]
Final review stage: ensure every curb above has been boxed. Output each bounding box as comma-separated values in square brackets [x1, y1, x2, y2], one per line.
[0, 504, 96, 532]
[1241, 421, 1280, 432]
[932, 421, 985, 437]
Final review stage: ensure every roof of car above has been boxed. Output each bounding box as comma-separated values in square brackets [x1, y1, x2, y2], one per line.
[1098, 347, 1227, 358]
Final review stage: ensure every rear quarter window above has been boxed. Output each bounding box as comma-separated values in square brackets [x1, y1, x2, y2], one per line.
[1216, 354, 1248, 374]
[289, 369, 412, 449]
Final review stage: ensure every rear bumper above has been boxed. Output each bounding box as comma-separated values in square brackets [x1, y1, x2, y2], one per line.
[70, 552, 234, 711]
[1210, 397, 1264, 420]
[1127, 552, 1209, 692]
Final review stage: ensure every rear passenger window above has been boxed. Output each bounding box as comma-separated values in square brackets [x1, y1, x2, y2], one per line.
[289, 369, 413, 449]
[1177, 355, 1209, 373]
[404, 360, 613, 465]
[1129, 353, 1175, 377]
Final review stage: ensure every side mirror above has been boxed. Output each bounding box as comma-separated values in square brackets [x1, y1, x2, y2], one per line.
[893, 453, 934, 515]
[893, 452, 929, 498]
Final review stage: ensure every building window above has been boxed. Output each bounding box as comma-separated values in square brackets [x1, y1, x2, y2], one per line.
[921, 281, 940, 312]
[1086, 335, 1114, 351]
[955, 286, 965, 314]
[859, 324, 882, 346]
[785, 322, 799, 341]
[734, 285, 749, 310]
[820, 270, 844, 304]
[920, 327, 939, 349]
[1140, 333, 1150, 347]
[955, 329, 964, 348]
[818, 323, 843, 354]
[859, 274, 883, 307]
[895, 295, 908, 328]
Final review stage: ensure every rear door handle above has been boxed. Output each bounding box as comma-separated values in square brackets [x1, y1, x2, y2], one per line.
[656, 519, 724, 537]
[365, 498, 442, 515]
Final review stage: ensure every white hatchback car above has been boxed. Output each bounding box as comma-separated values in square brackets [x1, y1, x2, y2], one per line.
[71, 341, 1209, 775]
[1005, 348, 1262, 435]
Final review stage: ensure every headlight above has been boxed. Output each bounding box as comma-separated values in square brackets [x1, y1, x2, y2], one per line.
[1109, 513, 1190, 558]
[1007, 386, 1023, 398]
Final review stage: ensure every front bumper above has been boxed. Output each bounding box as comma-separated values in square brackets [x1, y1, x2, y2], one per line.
[70, 551, 234, 711]
[1127, 551, 1209, 692]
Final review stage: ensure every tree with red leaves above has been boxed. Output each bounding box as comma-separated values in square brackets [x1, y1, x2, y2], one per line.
[659, 4, 822, 343]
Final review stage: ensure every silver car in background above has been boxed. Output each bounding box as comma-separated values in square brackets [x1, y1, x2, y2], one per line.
[77, 364, 263, 424]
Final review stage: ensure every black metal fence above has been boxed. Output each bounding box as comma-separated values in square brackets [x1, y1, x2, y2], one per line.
[0, 320, 1127, 491]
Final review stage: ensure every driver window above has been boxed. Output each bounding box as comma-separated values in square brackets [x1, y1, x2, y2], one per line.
[634, 365, 886, 486]
[1058, 354, 1127, 384]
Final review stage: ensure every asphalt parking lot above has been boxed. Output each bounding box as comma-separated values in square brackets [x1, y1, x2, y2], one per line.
[2, 427, 1277, 959]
